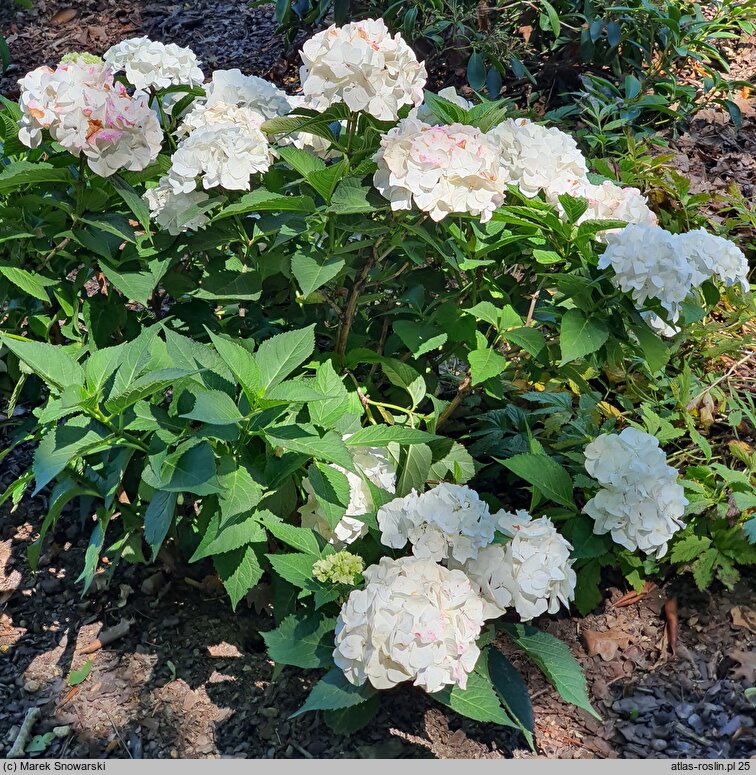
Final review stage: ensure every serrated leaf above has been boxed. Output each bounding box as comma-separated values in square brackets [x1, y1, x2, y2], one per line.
[324, 694, 380, 733]
[144, 490, 178, 560]
[308, 359, 349, 427]
[397, 443, 432, 497]
[670, 534, 712, 564]
[262, 613, 336, 668]
[265, 424, 354, 470]
[291, 250, 345, 297]
[2, 335, 84, 392]
[692, 547, 719, 590]
[207, 330, 261, 400]
[266, 551, 317, 591]
[158, 442, 220, 496]
[0, 265, 57, 301]
[291, 668, 375, 718]
[432, 670, 514, 726]
[261, 513, 321, 556]
[559, 309, 608, 364]
[488, 648, 535, 746]
[393, 320, 448, 358]
[306, 462, 350, 531]
[217, 459, 264, 523]
[345, 425, 438, 447]
[214, 545, 264, 610]
[501, 623, 600, 720]
[180, 389, 243, 425]
[193, 514, 267, 560]
[255, 325, 315, 393]
[469, 347, 507, 385]
[574, 559, 603, 616]
[504, 327, 546, 358]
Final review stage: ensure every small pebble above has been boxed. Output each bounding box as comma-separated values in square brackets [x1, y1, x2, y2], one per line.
[23, 679, 41, 693]
[53, 726, 70, 738]
[651, 739, 667, 751]
[687, 713, 705, 734]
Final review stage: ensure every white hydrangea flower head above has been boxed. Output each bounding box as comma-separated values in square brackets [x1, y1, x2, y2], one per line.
[167, 104, 271, 192]
[104, 37, 204, 90]
[203, 68, 293, 119]
[175, 101, 267, 138]
[17, 60, 162, 176]
[410, 86, 472, 124]
[674, 228, 750, 293]
[299, 18, 427, 121]
[583, 428, 687, 558]
[377, 483, 498, 563]
[143, 176, 211, 235]
[488, 117, 589, 199]
[599, 224, 695, 322]
[374, 117, 509, 223]
[300, 442, 397, 546]
[334, 556, 485, 693]
[459, 511, 576, 621]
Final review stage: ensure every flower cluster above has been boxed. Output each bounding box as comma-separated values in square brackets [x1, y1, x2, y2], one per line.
[373, 118, 508, 223]
[18, 57, 162, 177]
[333, 556, 485, 693]
[143, 177, 211, 235]
[104, 37, 204, 91]
[300, 18, 427, 121]
[203, 68, 293, 119]
[460, 512, 576, 621]
[312, 551, 365, 585]
[167, 102, 272, 192]
[600, 224, 750, 322]
[300, 442, 397, 546]
[583, 428, 687, 558]
[377, 483, 499, 563]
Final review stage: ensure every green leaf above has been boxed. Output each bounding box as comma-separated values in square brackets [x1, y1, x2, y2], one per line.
[432, 670, 514, 726]
[469, 347, 507, 386]
[291, 668, 375, 718]
[67, 659, 94, 687]
[306, 160, 348, 202]
[500, 453, 575, 509]
[467, 51, 486, 90]
[255, 325, 315, 393]
[308, 360, 349, 427]
[633, 318, 670, 374]
[262, 613, 336, 668]
[2, 335, 84, 391]
[33, 417, 109, 495]
[574, 559, 603, 616]
[488, 648, 535, 747]
[261, 513, 321, 556]
[207, 330, 262, 400]
[501, 623, 600, 720]
[0, 160, 72, 193]
[214, 545, 264, 610]
[265, 425, 354, 470]
[569, 516, 610, 560]
[540, 0, 561, 36]
[266, 551, 317, 591]
[328, 177, 377, 215]
[214, 189, 315, 219]
[181, 389, 243, 425]
[158, 442, 220, 496]
[291, 250, 345, 297]
[345, 425, 438, 447]
[104, 367, 194, 414]
[324, 694, 380, 733]
[217, 459, 264, 523]
[393, 320, 448, 358]
[110, 174, 151, 233]
[0, 265, 57, 301]
[306, 463, 350, 531]
[98, 260, 168, 307]
[144, 490, 178, 560]
[397, 443, 432, 497]
[559, 309, 609, 364]
[670, 534, 711, 564]
[275, 145, 326, 177]
[692, 547, 719, 590]
[192, 513, 267, 560]
[504, 327, 547, 358]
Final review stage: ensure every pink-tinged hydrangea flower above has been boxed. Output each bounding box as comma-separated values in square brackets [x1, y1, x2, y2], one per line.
[203, 68, 293, 119]
[17, 59, 162, 177]
[488, 117, 589, 200]
[599, 224, 695, 322]
[674, 228, 750, 293]
[334, 556, 485, 693]
[167, 102, 271, 192]
[143, 176, 211, 235]
[299, 18, 427, 121]
[374, 117, 509, 222]
[583, 428, 687, 558]
[300, 442, 397, 547]
[377, 483, 499, 563]
[459, 512, 576, 621]
[104, 37, 204, 90]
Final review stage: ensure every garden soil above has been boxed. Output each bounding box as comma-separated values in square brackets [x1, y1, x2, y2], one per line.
[0, 0, 754, 761]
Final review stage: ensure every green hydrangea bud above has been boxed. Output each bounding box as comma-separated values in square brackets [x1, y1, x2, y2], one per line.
[59, 52, 104, 66]
[312, 551, 364, 586]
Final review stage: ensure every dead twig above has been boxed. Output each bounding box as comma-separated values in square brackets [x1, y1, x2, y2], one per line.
[436, 374, 472, 430]
[79, 617, 132, 655]
[104, 709, 133, 760]
[664, 597, 679, 656]
[613, 581, 656, 607]
[7, 706, 41, 758]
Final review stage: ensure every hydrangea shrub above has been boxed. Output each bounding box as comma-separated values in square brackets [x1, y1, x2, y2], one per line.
[0, 18, 753, 736]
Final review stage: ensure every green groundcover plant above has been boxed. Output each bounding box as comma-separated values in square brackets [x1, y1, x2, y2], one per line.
[0, 20, 753, 736]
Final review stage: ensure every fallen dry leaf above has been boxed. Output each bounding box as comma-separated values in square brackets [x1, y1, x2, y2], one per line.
[729, 650, 756, 685]
[518, 25, 533, 44]
[584, 628, 633, 661]
[50, 7, 78, 25]
[731, 605, 756, 634]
